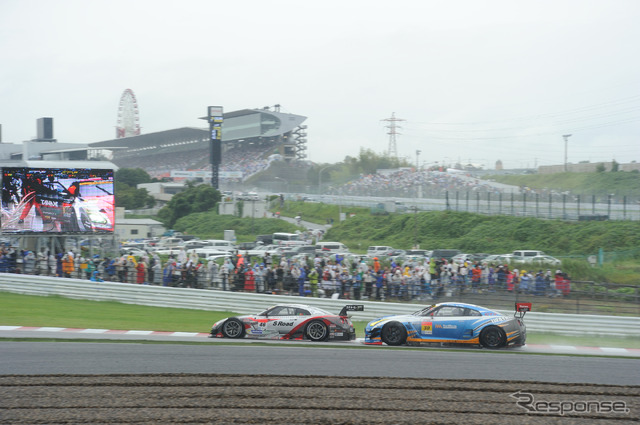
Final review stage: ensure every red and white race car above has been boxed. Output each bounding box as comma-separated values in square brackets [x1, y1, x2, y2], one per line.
[209, 304, 363, 342]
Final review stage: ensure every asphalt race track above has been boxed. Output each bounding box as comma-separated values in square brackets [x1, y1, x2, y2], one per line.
[1, 340, 639, 424]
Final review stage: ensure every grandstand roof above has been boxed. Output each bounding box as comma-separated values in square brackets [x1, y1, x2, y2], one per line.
[0, 160, 118, 170]
[90, 127, 208, 150]
[90, 108, 307, 150]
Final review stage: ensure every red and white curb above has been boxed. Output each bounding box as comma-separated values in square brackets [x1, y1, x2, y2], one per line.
[0, 326, 210, 338]
[2, 326, 639, 356]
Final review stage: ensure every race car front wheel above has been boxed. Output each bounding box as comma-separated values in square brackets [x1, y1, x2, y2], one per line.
[480, 326, 506, 348]
[305, 320, 328, 341]
[381, 322, 407, 346]
[221, 318, 245, 338]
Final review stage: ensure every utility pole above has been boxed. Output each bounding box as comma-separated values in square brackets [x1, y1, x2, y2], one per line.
[416, 150, 421, 171]
[382, 112, 405, 159]
[562, 134, 572, 172]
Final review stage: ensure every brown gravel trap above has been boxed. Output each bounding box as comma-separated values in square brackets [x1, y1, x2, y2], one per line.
[0, 374, 638, 424]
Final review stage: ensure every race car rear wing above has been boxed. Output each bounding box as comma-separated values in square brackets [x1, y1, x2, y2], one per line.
[339, 305, 364, 317]
[514, 302, 532, 319]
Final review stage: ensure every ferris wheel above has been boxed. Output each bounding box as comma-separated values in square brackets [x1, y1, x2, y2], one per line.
[116, 88, 141, 138]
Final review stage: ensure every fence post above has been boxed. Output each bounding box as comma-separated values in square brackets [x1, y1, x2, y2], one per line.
[511, 192, 514, 216]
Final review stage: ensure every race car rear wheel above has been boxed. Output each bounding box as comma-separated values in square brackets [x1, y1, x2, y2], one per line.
[221, 318, 245, 338]
[305, 320, 329, 341]
[381, 322, 407, 346]
[480, 326, 506, 348]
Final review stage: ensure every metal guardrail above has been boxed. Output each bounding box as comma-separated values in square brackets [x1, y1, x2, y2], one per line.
[1, 274, 639, 337]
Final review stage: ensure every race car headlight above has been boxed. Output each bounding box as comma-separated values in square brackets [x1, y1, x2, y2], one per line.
[367, 327, 381, 338]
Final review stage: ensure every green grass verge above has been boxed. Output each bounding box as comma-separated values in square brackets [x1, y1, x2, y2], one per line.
[1, 292, 638, 348]
[0, 292, 234, 333]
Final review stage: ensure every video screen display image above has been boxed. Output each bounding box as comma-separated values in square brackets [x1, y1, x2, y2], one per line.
[1, 167, 115, 234]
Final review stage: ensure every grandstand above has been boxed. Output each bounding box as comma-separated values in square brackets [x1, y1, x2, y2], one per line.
[89, 108, 308, 182]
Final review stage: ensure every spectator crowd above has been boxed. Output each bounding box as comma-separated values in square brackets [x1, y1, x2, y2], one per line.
[0, 244, 571, 301]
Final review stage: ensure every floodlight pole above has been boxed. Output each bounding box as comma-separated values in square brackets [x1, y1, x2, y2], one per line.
[206, 106, 224, 189]
[562, 134, 572, 172]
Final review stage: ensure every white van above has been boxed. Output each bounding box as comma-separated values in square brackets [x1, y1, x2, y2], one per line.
[511, 250, 545, 259]
[316, 242, 349, 254]
[367, 246, 394, 257]
[154, 237, 185, 249]
[202, 240, 237, 252]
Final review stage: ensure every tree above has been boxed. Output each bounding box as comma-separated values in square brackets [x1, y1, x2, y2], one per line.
[115, 168, 153, 187]
[596, 163, 606, 173]
[115, 182, 155, 210]
[157, 184, 221, 227]
[611, 160, 619, 172]
[113, 169, 156, 210]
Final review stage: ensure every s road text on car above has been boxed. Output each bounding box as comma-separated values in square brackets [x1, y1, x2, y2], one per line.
[210, 304, 364, 342]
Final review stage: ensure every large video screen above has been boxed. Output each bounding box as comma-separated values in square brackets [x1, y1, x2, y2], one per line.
[1, 167, 115, 234]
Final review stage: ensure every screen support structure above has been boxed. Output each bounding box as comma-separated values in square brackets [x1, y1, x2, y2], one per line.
[207, 106, 224, 190]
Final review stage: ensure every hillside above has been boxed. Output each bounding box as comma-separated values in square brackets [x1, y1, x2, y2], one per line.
[324, 210, 640, 256]
[489, 171, 640, 198]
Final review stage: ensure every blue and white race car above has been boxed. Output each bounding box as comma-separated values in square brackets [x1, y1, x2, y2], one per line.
[364, 302, 530, 348]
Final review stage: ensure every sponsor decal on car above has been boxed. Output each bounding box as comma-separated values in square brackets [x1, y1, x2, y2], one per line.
[273, 321, 294, 327]
[435, 324, 457, 329]
[421, 321, 433, 335]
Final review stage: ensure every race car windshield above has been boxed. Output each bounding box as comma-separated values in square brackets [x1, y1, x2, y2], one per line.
[412, 306, 435, 316]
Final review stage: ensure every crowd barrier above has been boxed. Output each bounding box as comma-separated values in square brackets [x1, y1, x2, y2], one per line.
[1, 274, 639, 337]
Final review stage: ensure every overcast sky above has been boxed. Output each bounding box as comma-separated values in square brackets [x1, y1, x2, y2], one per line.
[1, 0, 639, 170]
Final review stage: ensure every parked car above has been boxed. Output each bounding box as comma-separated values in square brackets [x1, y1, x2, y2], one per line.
[282, 245, 318, 258]
[237, 241, 258, 250]
[386, 249, 407, 257]
[365, 302, 530, 349]
[405, 249, 429, 257]
[192, 248, 231, 259]
[523, 255, 562, 266]
[430, 249, 462, 261]
[366, 246, 395, 257]
[183, 240, 208, 250]
[201, 240, 237, 252]
[316, 242, 349, 255]
[483, 254, 514, 264]
[511, 250, 546, 260]
[210, 304, 364, 341]
[451, 253, 475, 264]
[472, 253, 492, 262]
[242, 244, 284, 257]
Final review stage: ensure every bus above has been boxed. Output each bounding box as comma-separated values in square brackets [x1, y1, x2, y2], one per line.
[272, 232, 301, 245]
